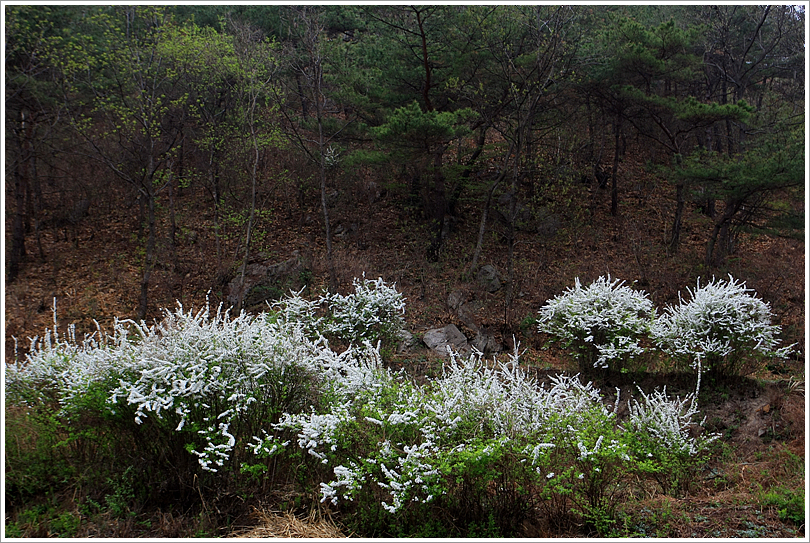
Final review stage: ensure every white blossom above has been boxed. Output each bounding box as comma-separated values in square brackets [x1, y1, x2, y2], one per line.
[652, 274, 792, 374]
[537, 275, 654, 369]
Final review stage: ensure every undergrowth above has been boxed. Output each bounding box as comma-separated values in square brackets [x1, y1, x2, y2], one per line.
[3, 276, 801, 537]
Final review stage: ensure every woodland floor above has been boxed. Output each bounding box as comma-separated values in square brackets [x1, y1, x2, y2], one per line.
[3, 148, 806, 537]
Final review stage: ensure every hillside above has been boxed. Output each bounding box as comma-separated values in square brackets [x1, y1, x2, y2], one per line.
[4, 136, 806, 538]
[5, 138, 804, 369]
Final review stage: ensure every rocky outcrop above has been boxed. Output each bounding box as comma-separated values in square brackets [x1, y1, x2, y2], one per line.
[477, 264, 502, 293]
[225, 252, 309, 310]
[446, 288, 502, 356]
[396, 329, 422, 354]
[423, 324, 470, 356]
[471, 327, 503, 355]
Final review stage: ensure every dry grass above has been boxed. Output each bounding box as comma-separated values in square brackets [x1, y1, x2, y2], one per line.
[232, 508, 348, 539]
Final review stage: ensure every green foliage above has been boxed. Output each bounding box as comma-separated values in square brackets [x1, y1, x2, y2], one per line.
[624, 385, 720, 496]
[4, 404, 75, 503]
[585, 16, 702, 93]
[49, 511, 81, 537]
[519, 314, 539, 338]
[761, 486, 805, 527]
[7, 501, 81, 538]
[372, 101, 476, 152]
[467, 513, 502, 538]
[675, 127, 803, 203]
[104, 466, 138, 519]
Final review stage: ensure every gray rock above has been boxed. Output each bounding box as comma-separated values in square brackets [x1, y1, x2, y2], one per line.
[448, 289, 483, 332]
[496, 192, 559, 235]
[226, 253, 309, 309]
[396, 329, 422, 354]
[477, 264, 502, 293]
[423, 324, 469, 356]
[457, 301, 482, 331]
[471, 328, 503, 355]
[447, 289, 467, 311]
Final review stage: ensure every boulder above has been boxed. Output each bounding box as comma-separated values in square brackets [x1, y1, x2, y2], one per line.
[447, 289, 467, 311]
[471, 328, 503, 355]
[226, 253, 308, 310]
[448, 289, 480, 331]
[423, 324, 469, 356]
[477, 264, 502, 293]
[396, 329, 422, 354]
[496, 192, 560, 235]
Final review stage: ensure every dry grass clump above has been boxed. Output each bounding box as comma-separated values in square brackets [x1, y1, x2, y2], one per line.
[233, 508, 347, 538]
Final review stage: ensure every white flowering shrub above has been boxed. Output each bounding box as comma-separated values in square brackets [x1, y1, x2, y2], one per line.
[322, 274, 406, 345]
[537, 276, 655, 371]
[6, 277, 724, 537]
[6, 300, 331, 492]
[278, 344, 714, 535]
[267, 275, 405, 351]
[269, 288, 324, 336]
[624, 377, 720, 495]
[5, 316, 117, 414]
[107, 303, 333, 473]
[652, 275, 792, 376]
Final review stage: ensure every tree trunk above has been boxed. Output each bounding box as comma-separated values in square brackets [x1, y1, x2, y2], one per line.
[31, 152, 45, 261]
[450, 124, 488, 210]
[319, 147, 336, 291]
[610, 113, 621, 216]
[669, 183, 685, 252]
[414, 7, 433, 112]
[469, 143, 512, 281]
[469, 176, 503, 281]
[316, 66, 337, 292]
[167, 162, 178, 272]
[505, 139, 521, 322]
[137, 192, 146, 241]
[210, 156, 222, 268]
[427, 147, 449, 262]
[9, 108, 32, 282]
[236, 117, 261, 311]
[10, 156, 27, 283]
[296, 73, 309, 118]
[706, 198, 739, 267]
[138, 191, 157, 320]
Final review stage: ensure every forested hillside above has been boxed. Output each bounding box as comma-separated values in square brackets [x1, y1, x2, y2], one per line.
[4, 4, 805, 538]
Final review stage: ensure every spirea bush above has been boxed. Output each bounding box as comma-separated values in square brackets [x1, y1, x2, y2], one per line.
[272, 345, 716, 535]
[537, 275, 655, 371]
[6, 278, 721, 537]
[652, 275, 792, 376]
[624, 373, 720, 495]
[271, 274, 406, 349]
[322, 274, 406, 345]
[6, 302, 329, 484]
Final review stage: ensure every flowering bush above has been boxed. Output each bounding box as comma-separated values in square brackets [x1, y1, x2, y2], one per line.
[269, 288, 324, 335]
[322, 274, 406, 345]
[652, 275, 792, 376]
[6, 278, 721, 537]
[624, 375, 720, 495]
[6, 302, 328, 480]
[537, 276, 655, 371]
[275, 344, 714, 535]
[268, 275, 405, 350]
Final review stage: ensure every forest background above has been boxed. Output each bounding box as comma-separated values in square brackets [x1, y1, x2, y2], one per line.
[3, 2, 806, 538]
